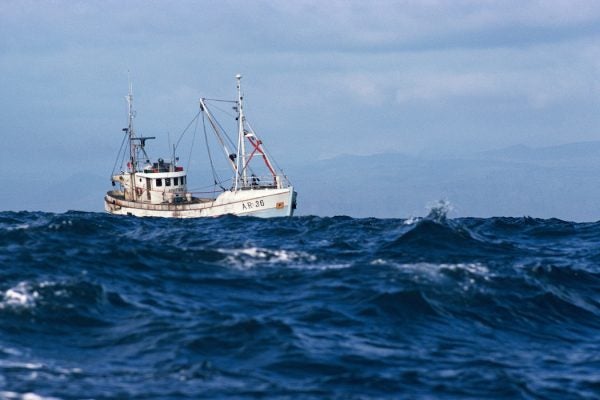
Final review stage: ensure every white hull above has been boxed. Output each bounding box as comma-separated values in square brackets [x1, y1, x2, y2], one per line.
[105, 187, 296, 218]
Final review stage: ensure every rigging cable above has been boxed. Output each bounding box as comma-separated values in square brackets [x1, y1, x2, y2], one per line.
[207, 101, 237, 119]
[111, 131, 129, 177]
[208, 99, 271, 183]
[119, 143, 129, 173]
[187, 178, 231, 193]
[245, 120, 288, 182]
[202, 113, 226, 191]
[204, 100, 238, 151]
[186, 111, 199, 172]
[174, 111, 201, 152]
[201, 98, 236, 103]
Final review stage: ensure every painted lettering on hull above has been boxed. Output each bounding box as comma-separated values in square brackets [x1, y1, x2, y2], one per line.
[242, 199, 265, 211]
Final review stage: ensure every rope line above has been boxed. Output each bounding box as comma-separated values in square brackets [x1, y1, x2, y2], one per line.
[186, 112, 199, 171]
[202, 98, 236, 103]
[111, 132, 128, 177]
[174, 111, 200, 152]
[202, 113, 225, 190]
[203, 101, 237, 150]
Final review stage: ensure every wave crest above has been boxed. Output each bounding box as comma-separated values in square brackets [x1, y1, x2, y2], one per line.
[0, 279, 130, 329]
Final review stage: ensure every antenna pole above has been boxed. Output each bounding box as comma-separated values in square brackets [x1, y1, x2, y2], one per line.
[126, 76, 139, 200]
[126, 80, 136, 172]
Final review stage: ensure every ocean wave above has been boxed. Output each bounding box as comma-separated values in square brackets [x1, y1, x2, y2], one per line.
[0, 279, 131, 331]
[357, 289, 440, 320]
[186, 316, 296, 356]
[0, 282, 40, 310]
[377, 219, 520, 265]
[0, 392, 62, 400]
[1, 211, 600, 398]
[219, 247, 317, 269]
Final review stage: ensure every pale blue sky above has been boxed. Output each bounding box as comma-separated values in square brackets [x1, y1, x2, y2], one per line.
[2, 1, 600, 215]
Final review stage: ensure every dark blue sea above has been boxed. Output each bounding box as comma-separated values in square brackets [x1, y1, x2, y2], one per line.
[1, 208, 600, 399]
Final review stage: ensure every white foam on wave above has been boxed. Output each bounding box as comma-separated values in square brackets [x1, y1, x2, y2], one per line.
[0, 391, 61, 400]
[438, 263, 491, 277]
[0, 360, 44, 370]
[3, 223, 30, 231]
[0, 281, 66, 311]
[220, 247, 318, 269]
[376, 261, 490, 277]
[0, 282, 39, 309]
[0, 346, 22, 357]
[48, 220, 73, 230]
[372, 261, 493, 290]
[3, 218, 72, 232]
[402, 216, 421, 226]
[295, 263, 352, 271]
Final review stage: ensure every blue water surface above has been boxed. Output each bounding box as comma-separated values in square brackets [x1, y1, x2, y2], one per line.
[0, 209, 599, 399]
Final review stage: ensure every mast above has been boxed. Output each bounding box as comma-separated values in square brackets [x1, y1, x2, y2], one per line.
[126, 82, 136, 172]
[236, 74, 247, 190]
[125, 81, 139, 200]
[198, 75, 287, 191]
[125, 83, 155, 175]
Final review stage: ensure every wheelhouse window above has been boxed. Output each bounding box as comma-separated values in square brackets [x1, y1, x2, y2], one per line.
[156, 179, 162, 187]
[181, 176, 186, 185]
[165, 178, 171, 186]
[174, 177, 179, 186]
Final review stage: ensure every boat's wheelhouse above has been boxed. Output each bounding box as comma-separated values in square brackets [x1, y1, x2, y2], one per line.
[112, 158, 192, 204]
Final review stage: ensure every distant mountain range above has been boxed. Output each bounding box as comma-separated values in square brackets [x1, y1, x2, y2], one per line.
[3, 141, 600, 221]
[476, 141, 600, 164]
[287, 141, 600, 221]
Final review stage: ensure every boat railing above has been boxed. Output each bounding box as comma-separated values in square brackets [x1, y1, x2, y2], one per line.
[241, 174, 291, 189]
[106, 191, 215, 211]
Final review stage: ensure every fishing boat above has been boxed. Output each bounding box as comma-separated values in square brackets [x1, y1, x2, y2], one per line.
[104, 75, 297, 218]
